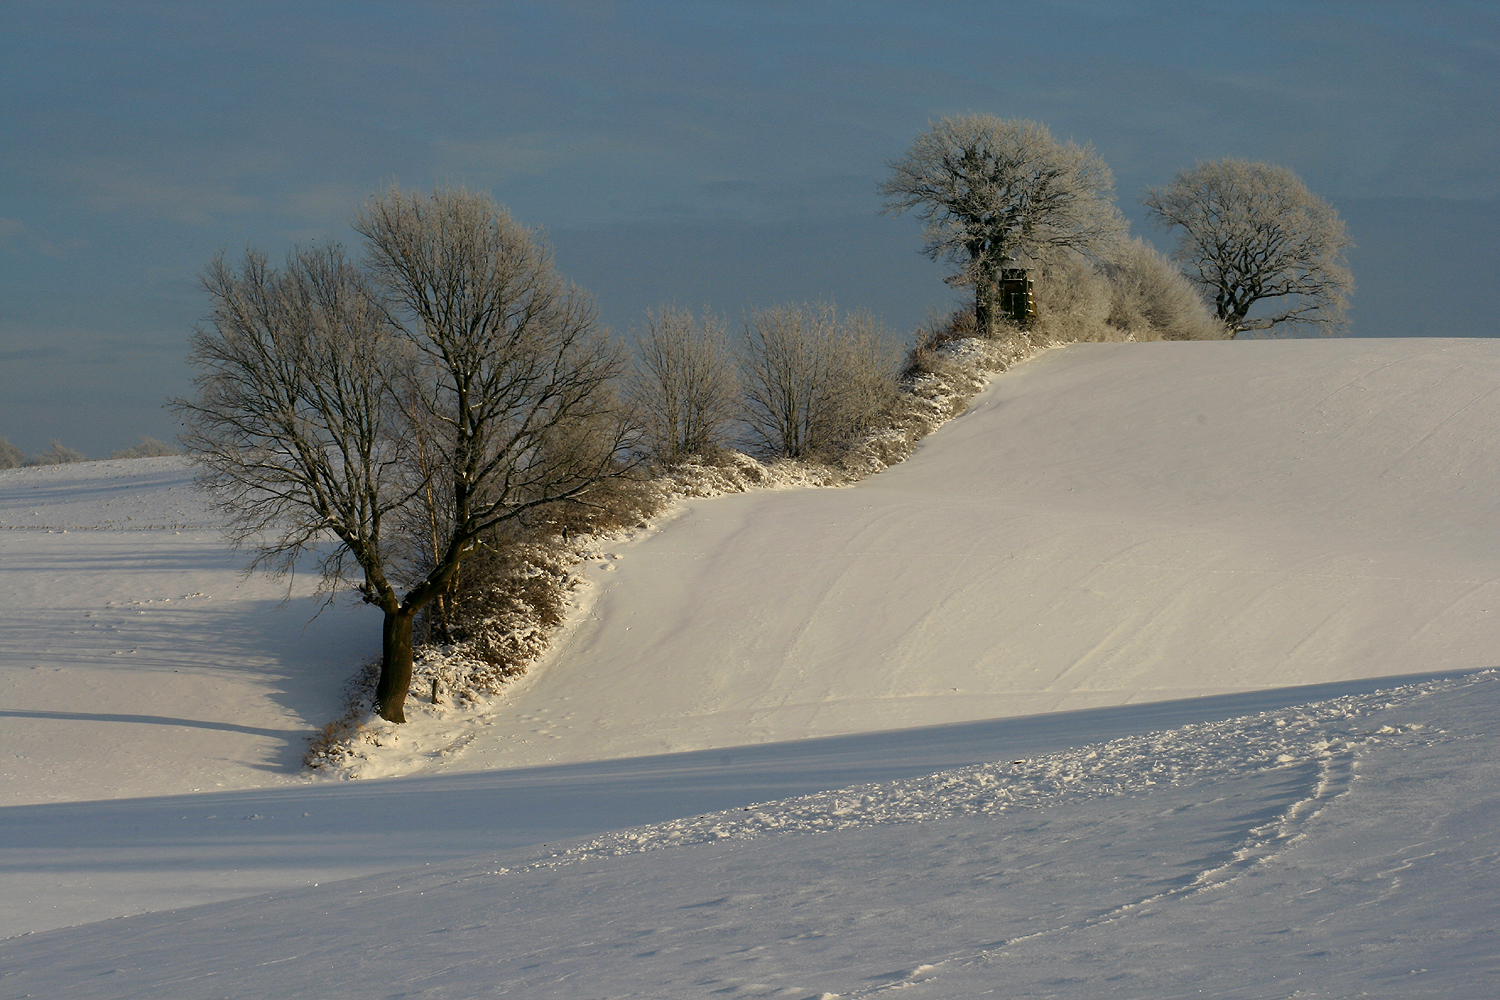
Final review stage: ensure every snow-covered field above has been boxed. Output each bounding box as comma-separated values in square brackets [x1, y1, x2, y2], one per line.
[3, 338, 1499, 997]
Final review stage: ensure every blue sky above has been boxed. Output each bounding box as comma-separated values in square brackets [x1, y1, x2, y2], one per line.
[2, 1, 1497, 456]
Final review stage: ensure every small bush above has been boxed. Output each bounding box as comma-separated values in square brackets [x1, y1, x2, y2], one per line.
[110, 436, 179, 459]
[900, 308, 985, 383]
[1033, 253, 1117, 343]
[24, 440, 86, 466]
[1020, 245, 1230, 344]
[431, 537, 575, 686]
[418, 473, 669, 686]
[1103, 239, 1230, 341]
[0, 437, 22, 470]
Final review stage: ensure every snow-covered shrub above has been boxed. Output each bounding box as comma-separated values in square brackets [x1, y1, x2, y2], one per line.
[419, 536, 577, 693]
[0, 437, 22, 469]
[110, 436, 179, 459]
[1103, 238, 1230, 341]
[1023, 244, 1229, 344]
[1032, 253, 1117, 343]
[416, 475, 667, 687]
[899, 308, 982, 383]
[24, 440, 86, 466]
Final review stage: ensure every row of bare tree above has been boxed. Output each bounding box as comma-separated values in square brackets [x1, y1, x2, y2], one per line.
[628, 303, 899, 465]
[0, 436, 176, 469]
[175, 181, 914, 724]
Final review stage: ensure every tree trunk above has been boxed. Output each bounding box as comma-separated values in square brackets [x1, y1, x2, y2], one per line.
[1217, 303, 1246, 340]
[975, 274, 1000, 338]
[428, 590, 454, 644]
[376, 606, 416, 723]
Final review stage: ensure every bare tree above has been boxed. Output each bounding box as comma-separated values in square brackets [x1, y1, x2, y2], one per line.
[739, 303, 898, 460]
[627, 305, 738, 465]
[24, 441, 87, 466]
[177, 188, 631, 724]
[0, 437, 24, 469]
[1142, 159, 1353, 336]
[353, 187, 631, 721]
[881, 115, 1126, 337]
[111, 436, 179, 459]
[177, 243, 418, 704]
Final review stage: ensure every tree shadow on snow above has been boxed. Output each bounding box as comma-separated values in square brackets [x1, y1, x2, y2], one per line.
[0, 710, 302, 741]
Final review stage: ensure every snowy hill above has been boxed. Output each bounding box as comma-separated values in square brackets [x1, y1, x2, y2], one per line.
[428, 338, 1500, 771]
[3, 339, 1499, 997]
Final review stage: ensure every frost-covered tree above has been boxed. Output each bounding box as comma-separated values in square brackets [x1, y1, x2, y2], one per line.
[110, 436, 178, 459]
[628, 305, 738, 464]
[881, 115, 1126, 337]
[177, 189, 631, 723]
[0, 437, 22, 469]
[25, 441, 86, 466]
[1142, 159, 1353, 336]
[739, 304, 898, 459]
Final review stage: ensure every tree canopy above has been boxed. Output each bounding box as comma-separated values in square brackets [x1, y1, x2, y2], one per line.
[1143, 159, 1353, 336]
[177, 188, 631, 722]
[881, 115, 1125, 335]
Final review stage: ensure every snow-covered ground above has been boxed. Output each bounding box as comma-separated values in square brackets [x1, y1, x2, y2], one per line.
[3, 339, 1499, 997]
[0, 458, 377, 805]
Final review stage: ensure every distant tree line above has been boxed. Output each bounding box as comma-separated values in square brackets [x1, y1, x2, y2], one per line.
[0, 436, 176, 469]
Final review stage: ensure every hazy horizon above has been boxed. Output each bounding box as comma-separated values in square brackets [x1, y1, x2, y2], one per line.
[2, 1, 1495, 457]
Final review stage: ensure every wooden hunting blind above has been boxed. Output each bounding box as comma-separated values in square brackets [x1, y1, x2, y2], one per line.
[998, 268, 1036, 325]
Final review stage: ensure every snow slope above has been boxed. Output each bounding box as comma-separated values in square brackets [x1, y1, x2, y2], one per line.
[3, 339, 1499, 997]
[404, 338, 1500, 770]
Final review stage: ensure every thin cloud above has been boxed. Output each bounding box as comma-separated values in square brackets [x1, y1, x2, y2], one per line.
[0, 344, 70, 361]
[66, 161, 259, 225]
[433, 135, 615, 185]
[699, 180, 756, 198]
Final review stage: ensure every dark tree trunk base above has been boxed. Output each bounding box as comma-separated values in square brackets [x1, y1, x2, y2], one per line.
[976, 277, 1000, 338]
[376, 607, 415, 723]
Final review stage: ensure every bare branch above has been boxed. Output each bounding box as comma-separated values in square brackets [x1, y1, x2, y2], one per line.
[627, 305, 738, 465]
[1142, 159, 1353, 337]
